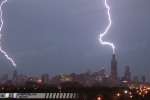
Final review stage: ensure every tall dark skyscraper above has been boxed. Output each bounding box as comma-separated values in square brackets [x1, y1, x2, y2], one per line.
[110, 54, 118, 80]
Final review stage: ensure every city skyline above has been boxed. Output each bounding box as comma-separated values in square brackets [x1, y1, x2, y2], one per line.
[0, 0, 150, 81]
[0, 54, 147, 84]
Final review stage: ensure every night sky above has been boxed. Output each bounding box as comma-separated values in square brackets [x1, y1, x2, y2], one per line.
[0, 0, 150, 81]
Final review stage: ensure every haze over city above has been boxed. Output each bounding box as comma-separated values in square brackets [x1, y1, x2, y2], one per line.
[0, 0, 150, 81]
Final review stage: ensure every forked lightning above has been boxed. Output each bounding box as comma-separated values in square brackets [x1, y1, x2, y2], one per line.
[99, 0, 115, 54]
[0, 0, 16, 67]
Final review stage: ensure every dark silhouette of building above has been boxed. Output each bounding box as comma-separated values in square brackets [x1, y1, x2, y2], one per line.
[41, 74, 49, 84]
[13, 70, 17, 79]
[110, 54, 118, 80]
[141, 76, 145, 83]
[124, 66, 131, 82]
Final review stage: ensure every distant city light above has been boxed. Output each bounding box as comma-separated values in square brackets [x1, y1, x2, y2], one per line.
[145, 91, 148, 94]
[37, 79, 42, 83]
[123, 81, 127, 83]
[117, 93, 120, 97]
[97, 97, 101, 100]
[124, 90, 128, 94]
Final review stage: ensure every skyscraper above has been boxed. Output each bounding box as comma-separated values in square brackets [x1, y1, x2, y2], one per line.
[41, 74, 49, 84]
[13, 70, 17, 79]
[110, 54, 118, 80]
[124, 66, 131, 82]
[141, 76, 145, 83]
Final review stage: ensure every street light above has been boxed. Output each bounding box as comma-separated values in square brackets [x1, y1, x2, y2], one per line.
[97, 97, 101, 100]
[130, 95, 132, 98]
[117, 93, 120, 97]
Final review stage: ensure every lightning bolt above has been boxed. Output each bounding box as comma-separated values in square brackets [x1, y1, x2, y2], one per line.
[99, 0, 115, 54]
[0, 0, 16, 67]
